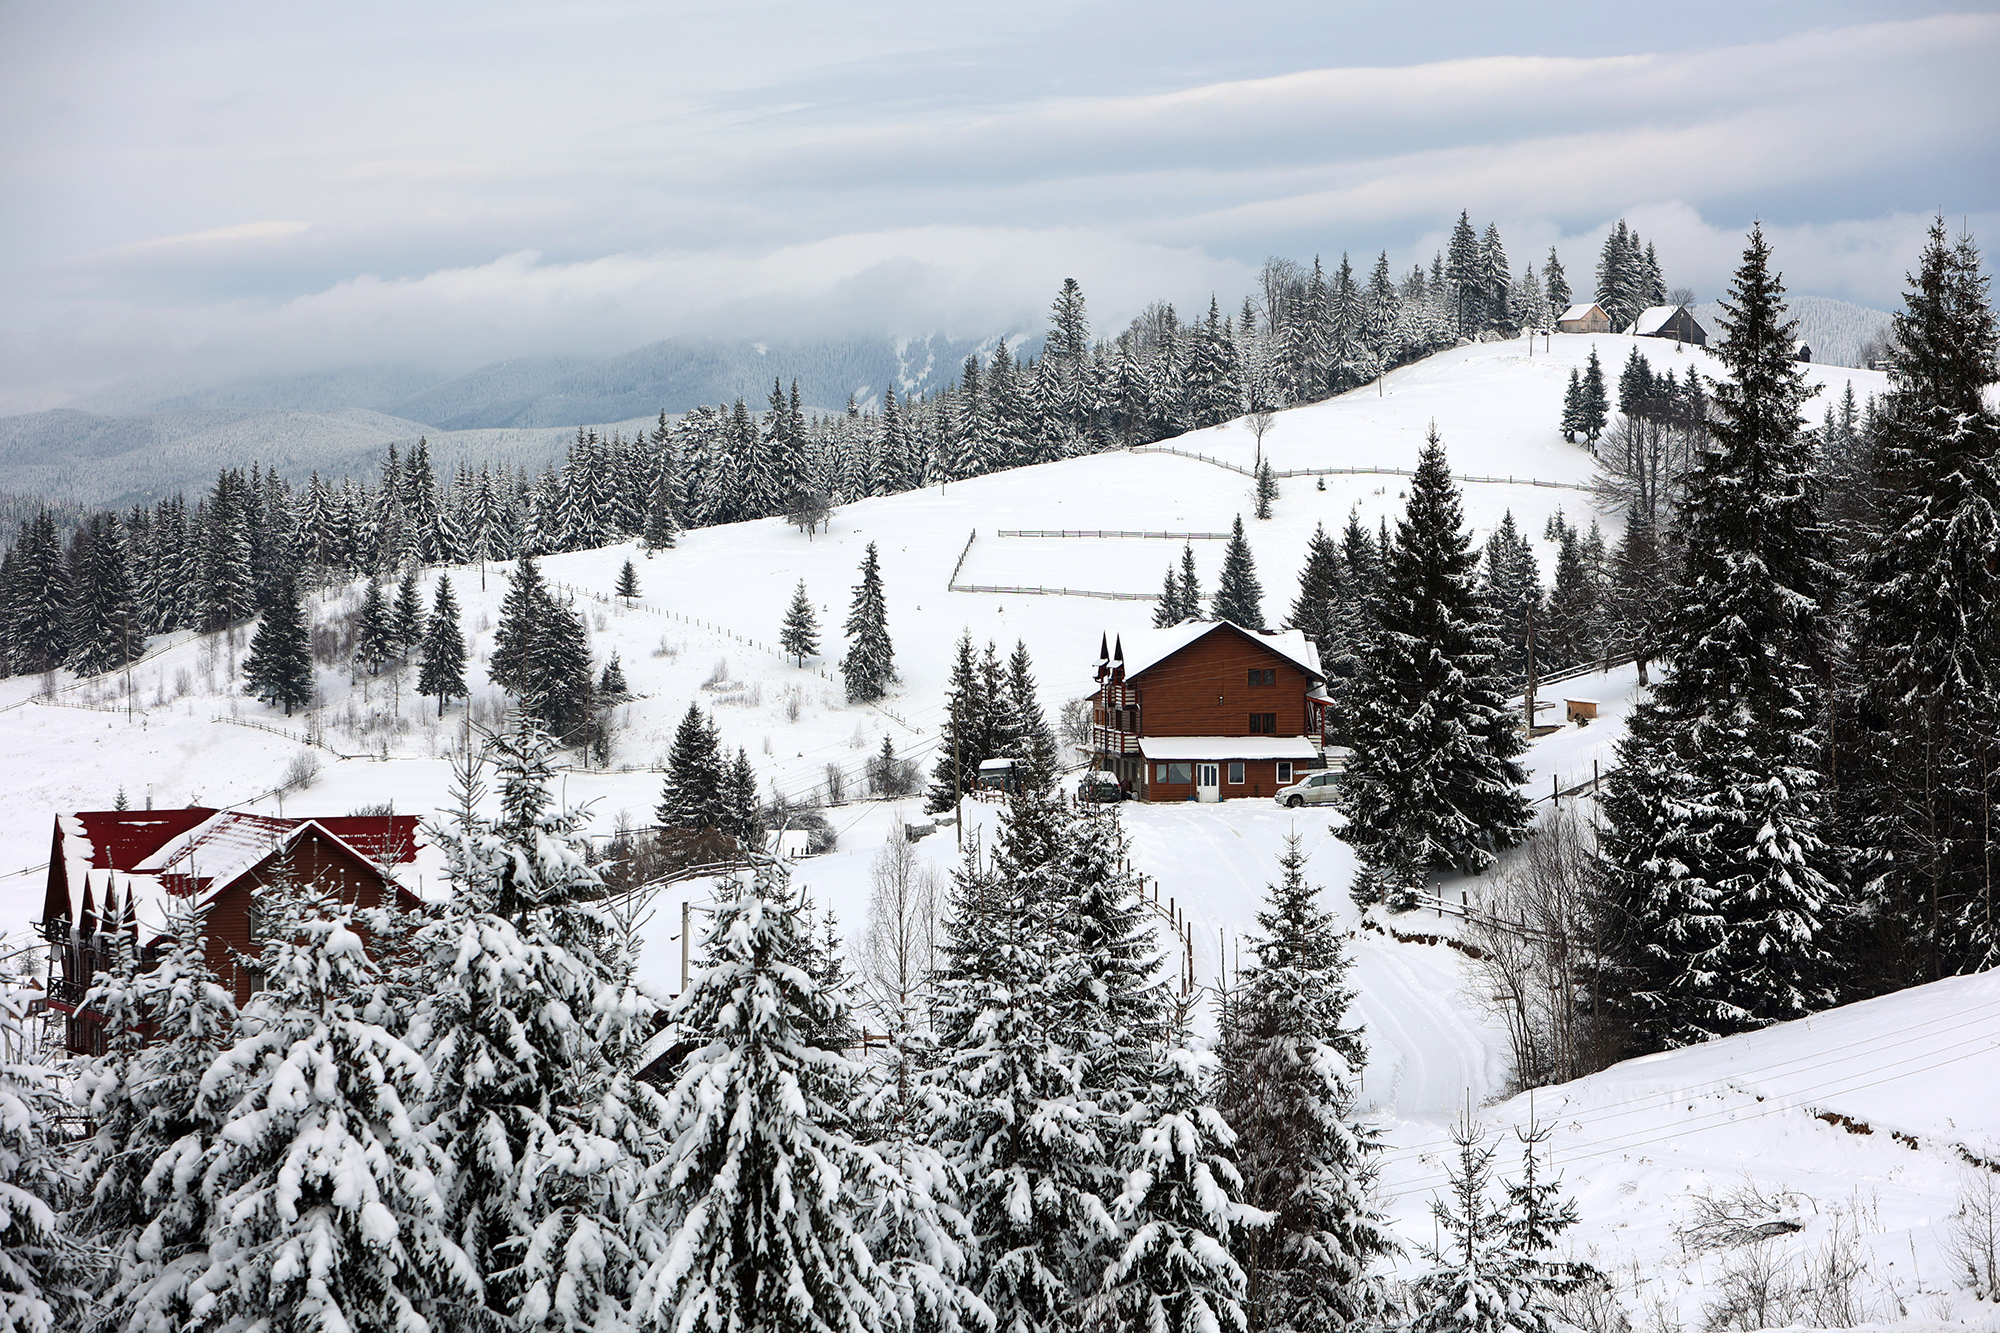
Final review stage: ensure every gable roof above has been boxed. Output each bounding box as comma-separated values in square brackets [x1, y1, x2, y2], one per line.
[1108, 619, 1323, 682]
[1558, 303, 1606, 322]
[1630, 304, 1693, 335]
[44, 809, 423, 942]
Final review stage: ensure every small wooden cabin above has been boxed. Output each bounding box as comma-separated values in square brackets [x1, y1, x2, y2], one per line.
[1556, 303, 1611, 334]
[1628, 305, 1708, 347]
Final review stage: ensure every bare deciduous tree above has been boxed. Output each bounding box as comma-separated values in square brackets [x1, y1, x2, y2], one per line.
[1946, 1168, 2000, 1301]
[1466, 808, 1627, 1089]
[858, 828, 944, 1038]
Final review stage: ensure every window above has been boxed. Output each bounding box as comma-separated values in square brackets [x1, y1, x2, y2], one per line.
[1162, 762, 1193, 784]
[1228, 762, 1245, 784]
[1249, 713, 1277, 734]
[1247, 668, 1276, 686]
[1276, 761, 1293, 783]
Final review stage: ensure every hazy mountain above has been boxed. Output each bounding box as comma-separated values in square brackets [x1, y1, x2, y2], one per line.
[6, 331, 1023, 508]
[1690, 293, 1892, 368]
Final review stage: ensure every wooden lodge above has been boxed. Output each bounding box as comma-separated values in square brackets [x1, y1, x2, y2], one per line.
[1091, 620, 1333, 802]
[1627, 304, 1708, 347]
[36, 808, 422, 1054]
[1555, 302, 1611, 334]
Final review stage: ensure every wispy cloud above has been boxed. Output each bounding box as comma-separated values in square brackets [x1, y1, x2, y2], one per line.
[0, 4, 1989, 409]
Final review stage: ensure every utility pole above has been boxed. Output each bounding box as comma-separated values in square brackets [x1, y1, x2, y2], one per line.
[681, 899, 690, 995]
[1523, 602, 1539, 732]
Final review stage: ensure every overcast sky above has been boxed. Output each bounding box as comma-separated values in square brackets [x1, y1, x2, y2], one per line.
[2, 1, 1995, 412]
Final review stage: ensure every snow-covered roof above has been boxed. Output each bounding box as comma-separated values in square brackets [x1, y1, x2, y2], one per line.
[1629, 305, 1685, 335]
[137, 810, 293, 883]
[1137, 736, 1322, 761]
[977, 758, 1015, 771]
[47, 809, 426, 941]
[1557, 303, 1604, 322]
[768, 828, 815, 859]
[1110, 620, 1323, 682]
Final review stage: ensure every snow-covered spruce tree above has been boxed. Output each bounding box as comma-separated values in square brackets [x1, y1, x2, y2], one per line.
[615, 558, 641, 605]
[925, 790, 1117, 1333]
[1219, 836, 1395, 1332]
[1254, 460, 1278, 521]
[66, 513, 141, 677]
[241, 570, 313, 716]
[1100, 993, 1263, 1333]
[391, 565, 425, 655]
[521, 598, 593, 743]
[658, 703, 728, 851]
[1544, 248, 1571, 314]
[599, 652, 629, 698]
[1, 972, 90, 1333]
[636, 859, 889, 1333]
[928, 631, 988, 814]
[356, 577, 393, 677]
[842, 541, 895, 703]
[1337, 426, 1528, 899]
[1211, 515, 1265, 628]
[71, 901, 239, 1333]
[640, 478, 680, 553]
[410, 717, 664, 1333]
[1006, 639, 1061, 791]
[415, 572, 467, 717]
[1287, 522, 1344, 652]
[1478, 512, 1541, 680]
[1578, 348, 1609, 445]
[1842, 217, 2000, 985]
[1153, 564, 1185, 627]
[781, 579, 821, 667]
[1044, 799, 1163, 1120]
[188, 861, 478, 1333]
[1599, 223, 1841, 1050]
[490, 553, 550, 694]
[1404, 1121, 1596, 1333]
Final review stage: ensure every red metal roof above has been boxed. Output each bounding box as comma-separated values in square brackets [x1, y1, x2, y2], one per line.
[64, 810, 420, 871]
[313, 816, 422, 865]
[70, 809, 217, 870]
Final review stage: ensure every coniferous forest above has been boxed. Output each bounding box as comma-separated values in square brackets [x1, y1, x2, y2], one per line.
[1, 212, 1997, 1333]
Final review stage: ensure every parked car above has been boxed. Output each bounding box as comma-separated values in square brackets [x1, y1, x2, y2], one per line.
[1274, 770, 1341, 807]
[1076, 771, 1125, 803]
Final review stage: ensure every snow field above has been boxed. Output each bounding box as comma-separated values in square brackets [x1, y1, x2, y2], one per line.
[10, 332, 1990, 1325]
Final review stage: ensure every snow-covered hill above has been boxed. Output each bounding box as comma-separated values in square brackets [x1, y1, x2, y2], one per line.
[9, 331, 1965, 1324]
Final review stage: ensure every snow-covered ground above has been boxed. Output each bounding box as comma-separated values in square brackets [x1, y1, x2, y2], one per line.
[12, 332, 1981, 1325]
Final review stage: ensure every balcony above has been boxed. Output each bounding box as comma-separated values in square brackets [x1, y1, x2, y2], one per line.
[47, 976, 85, 1008]
[1090, 724, 1141, 756]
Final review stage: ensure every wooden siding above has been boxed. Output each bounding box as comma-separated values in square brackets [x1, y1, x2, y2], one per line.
[1126, 628, 1316, 738]
[204, 827, 404, 1006]
[1140, 757, 1298, 802]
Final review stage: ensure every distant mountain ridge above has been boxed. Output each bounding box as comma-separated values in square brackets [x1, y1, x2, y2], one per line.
[1689, 293, 1891, 368]
[5, 331, 1023, 508]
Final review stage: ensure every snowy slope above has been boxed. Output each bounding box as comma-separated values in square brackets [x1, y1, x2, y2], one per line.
[8, 332, 1970, 1322]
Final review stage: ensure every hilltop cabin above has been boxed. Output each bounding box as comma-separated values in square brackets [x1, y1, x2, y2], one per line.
[1628, 304, 1708, 347]
[1555, 302, 1611, 334]
[1091, 619, 1333, 802]
[36, 808, 422, 1055]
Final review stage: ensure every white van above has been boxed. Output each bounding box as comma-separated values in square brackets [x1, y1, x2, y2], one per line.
[1274, 770, 1341, 807]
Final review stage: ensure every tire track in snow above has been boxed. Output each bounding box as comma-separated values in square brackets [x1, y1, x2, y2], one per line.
[1350, 937, 1500, 1122]
[1116, 804, 1503, 1125]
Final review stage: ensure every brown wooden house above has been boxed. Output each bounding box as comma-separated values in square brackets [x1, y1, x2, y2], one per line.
[36, 808, 422, 1054]
[1555, 303, 1611, 334]
[1091, 620, 1333, 802]
[1628, 304, 1708, 347]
